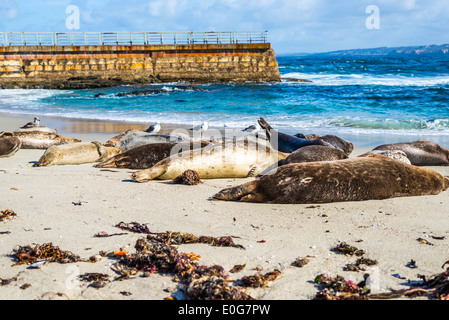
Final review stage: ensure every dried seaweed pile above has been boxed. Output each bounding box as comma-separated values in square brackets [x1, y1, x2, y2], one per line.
[12, 243, 81, 266]
[0, 209, 16, 222]
[115, 221, 245, 249]
[332, 242, 365, 257]
[313, 274, 370, 300]
[113, 235, 279, 300]
[172, 170, 202, 185]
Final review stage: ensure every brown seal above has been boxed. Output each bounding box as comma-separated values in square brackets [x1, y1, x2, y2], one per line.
[0, 133, 22, 158]
[212, 154, 449, 204]
[95, 141, 210, 169]
[283, 145, 348, 165]
[372, 140, 449, 166]
[294, 133, 354, 156]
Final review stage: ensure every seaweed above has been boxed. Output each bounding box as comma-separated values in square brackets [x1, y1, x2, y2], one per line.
[332, 242, 365, 256]
[236, 269, 281, 288]
[172, 170, 203, 185]
[313, 274, 369, 300]
[369, 265, 449, 300]
[115, 221, 151, 234]
[115, 222, 245, 249]
[0, 209, 16, 222]
[12, 243, 82, 266]
[292, 258, 310, 268]
[185, 276, 253, 300]
[78, 273, 110, 282]
[229, 264, 246, 273]
[315, 263, 449, 300]
[110, 233, 281, 300]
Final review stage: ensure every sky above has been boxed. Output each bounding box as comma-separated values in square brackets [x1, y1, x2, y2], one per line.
[0, 0, 448, 53]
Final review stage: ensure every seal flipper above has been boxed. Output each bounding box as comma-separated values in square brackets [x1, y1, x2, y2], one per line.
[212, 180, 259, 201]
[258, 118, 273, 141]
[131, 164, 167, 183]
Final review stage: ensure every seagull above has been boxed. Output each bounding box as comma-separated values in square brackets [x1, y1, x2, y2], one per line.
[192, 121, 210, 132]
[242, 123, 261, 134]
[145, 122, 161, 133]
[21, 117, 40, 129]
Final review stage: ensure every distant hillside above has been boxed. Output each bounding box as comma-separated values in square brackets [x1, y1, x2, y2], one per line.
[313, 44, 449, 56]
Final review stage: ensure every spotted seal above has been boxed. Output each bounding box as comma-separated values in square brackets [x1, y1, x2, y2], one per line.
[104, 129, 184, 152]
[95, 141, 211, 169]
[372, 140, 449, 166]
[35, 141, 121, 167]
[359, 149, 411, 165]
[212, 154, 449, 204]
[1, 131, 81, 149]
[131, 139, 288, 182]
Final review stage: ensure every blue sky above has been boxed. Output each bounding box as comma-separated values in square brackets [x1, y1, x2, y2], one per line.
[0, 0, 448, 53]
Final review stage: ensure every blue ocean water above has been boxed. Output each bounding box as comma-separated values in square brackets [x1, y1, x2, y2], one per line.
[1, 54, 449, 145]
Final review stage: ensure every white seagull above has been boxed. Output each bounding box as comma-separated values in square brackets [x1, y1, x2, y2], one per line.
[21, 117, 40, 129]
[192, 121, 210, 132]
[145, 122, 161, 133]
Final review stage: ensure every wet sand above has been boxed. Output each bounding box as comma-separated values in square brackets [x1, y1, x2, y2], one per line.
[1, 114, 449, 300]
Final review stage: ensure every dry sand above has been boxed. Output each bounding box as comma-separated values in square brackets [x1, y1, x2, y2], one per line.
[1, 114, 449, 300]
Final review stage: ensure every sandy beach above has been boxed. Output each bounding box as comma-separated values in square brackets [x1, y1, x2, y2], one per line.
[1, 113, 449, 301]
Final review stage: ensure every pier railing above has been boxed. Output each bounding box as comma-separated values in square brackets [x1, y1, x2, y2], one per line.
[0, 31, 268, 46]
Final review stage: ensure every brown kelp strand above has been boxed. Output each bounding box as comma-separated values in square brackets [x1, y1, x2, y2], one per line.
[12, 243, 82, 265]
[236, 269, 281, 288]
[115, 221, 151, 234]
[172, 170, 203, 185]
[0, 209, 16, 222]
[115, 222, 245, 249]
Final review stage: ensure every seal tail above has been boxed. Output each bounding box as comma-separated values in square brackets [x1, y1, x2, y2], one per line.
[131, 165, 167, 183]
[212, 180, 259, 202]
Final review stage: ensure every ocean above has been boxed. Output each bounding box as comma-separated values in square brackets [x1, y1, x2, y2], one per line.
[1, 54, 449, 147]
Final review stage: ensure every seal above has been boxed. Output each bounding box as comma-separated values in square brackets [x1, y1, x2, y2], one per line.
[372, 140, 449, 166]
[95, 141, 210, 169]
[294, 133, 354, 155]
[359, 149, 411, 165]
[15, 126, 58, 134]
[1, 131, 81, 149]
[0, 132, 22, 158]
[104, 129, 184, 152]
[257, 118, 334, 153]
[212, 153, 449, 204]
[283, 145, 349, 165]
[35, 141, 121, 167]
[131, 139, 288, 182]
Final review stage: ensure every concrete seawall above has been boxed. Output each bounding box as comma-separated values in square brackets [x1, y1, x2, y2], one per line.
[0, 43, 280, 89]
